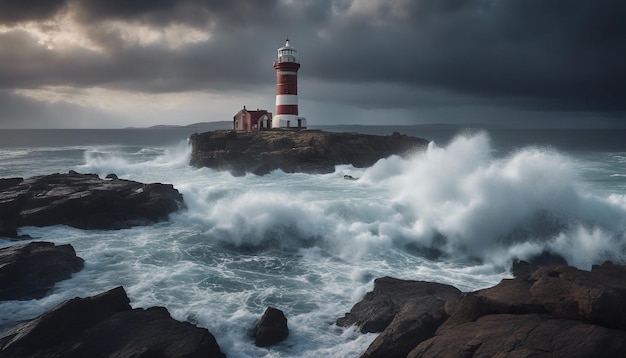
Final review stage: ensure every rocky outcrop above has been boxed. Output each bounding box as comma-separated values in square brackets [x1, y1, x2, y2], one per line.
[254, 307, 289, 347]
[342, 262, 626, 357]
[0, 241, 84, 301]
[408, 313, 626, 358]
[0, 286, 225, 358]
[189, 130, 428, 176]
[337, 277, 461, 334]
[0, 171, 185, 239]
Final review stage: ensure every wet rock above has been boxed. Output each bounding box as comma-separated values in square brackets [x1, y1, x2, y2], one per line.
[511, 251, 568, 278]
[189, 130, 428, 176]
[408, 313, 626, 358]
[0, 171, 185, 238]
[0, 241, 84, 301]
[443, 262, 626, 330]
[362, 297, 451, 358]
[255, 307, 289, 347]
[347, 262, 626, 357]
[0, 286, 225, 358]
[336, 277, 461, 334]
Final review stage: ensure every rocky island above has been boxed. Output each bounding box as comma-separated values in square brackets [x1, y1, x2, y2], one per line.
[188, 130, 428, 176]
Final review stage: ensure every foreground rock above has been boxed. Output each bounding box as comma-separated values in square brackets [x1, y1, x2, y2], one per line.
[0, 171, 185, 239]
[189, 130, 428, 176]
[0, 286, 225, 358]
[337, 277, 461, 358]
[342, 263, 626, 357]
[0, 241, 84, 301]
[255, 307, 289, 347]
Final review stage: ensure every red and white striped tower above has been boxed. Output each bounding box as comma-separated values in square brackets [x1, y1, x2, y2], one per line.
[273, 38, 306, 129]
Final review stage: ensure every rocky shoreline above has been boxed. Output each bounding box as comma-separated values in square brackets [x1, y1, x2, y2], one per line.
[338, 262, 626, 357]
[0, 285, 226, 358]
[2, 238, 626, 356]
[189, 130, 428, 176]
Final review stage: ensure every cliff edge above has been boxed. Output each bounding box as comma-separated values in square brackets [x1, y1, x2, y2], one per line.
[188, 130, 428, 176]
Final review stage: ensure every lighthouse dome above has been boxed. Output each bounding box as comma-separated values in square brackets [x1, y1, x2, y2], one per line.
[277, 39, 298, 63]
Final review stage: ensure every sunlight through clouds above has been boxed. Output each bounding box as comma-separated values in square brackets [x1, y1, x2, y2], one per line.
[101, 21, 212, 49]
[0, 6, 102, 52]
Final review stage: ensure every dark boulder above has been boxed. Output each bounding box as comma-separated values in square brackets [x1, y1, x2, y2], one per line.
[0, 241, 84, 301]
[336, 277, 461, 334]
[0, 171, 185, 238]
[255, 306, 289, 347]
[361, 297, 451, 358]
[0, 286, 225, 358]
[189, 130, 428, 176]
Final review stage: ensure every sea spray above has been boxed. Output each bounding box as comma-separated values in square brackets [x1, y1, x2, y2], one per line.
[74, 132, 626, 269]
[359, 132, 626, 268]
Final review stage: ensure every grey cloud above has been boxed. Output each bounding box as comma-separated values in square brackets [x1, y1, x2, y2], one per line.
[305, 0, 626, 113]
[0, 0, 67, 23]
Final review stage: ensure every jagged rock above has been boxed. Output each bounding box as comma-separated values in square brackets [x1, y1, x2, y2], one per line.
[336, 277, 461, 334]
[189, 130, 428, 176]
[408, 313, 626, 358]
[528, 263, 626, 328]
[361, 297, 451, 358]
[346, 263, 626, 357]
[0, 241, 84, 301]
[0, 171, 185, 238]
[511, 251, 568, 278]
[255, 307, 289, 347]
[0, 286, 225, 358]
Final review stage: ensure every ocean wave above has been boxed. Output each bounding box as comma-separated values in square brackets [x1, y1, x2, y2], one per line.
[169, 132, 626, 270]
[361, 132, 626, 268]
[76, 140, 191, 178]
[54, 133, 626, 270]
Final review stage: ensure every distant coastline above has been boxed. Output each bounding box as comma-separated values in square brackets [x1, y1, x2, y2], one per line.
[1, 124, 626, 152]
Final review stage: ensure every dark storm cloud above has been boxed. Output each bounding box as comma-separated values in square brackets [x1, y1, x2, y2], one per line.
[0, 0, 624, 121]
[306, 0, 626, 112]
[0, 0, 67, 23]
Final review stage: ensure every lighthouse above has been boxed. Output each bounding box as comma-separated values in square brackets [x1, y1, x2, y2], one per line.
[273, 39, 306, 129]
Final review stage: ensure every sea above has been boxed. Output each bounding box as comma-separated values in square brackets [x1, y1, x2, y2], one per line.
[1, 124, 625, 357]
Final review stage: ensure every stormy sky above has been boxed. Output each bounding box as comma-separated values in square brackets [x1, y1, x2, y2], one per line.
[0, 0, 624, 128]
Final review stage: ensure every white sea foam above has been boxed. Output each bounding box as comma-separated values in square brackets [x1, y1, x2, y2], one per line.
[357, 132, 626, 268]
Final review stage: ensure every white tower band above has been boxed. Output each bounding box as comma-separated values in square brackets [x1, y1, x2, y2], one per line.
[273, 39, 306, 129]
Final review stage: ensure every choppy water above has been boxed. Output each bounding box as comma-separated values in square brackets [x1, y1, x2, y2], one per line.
[1, 127, 625, 357]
